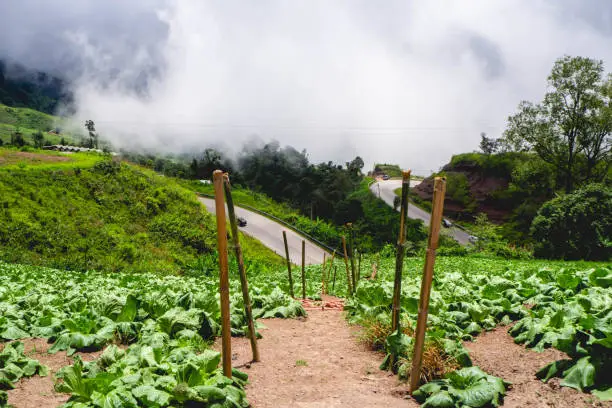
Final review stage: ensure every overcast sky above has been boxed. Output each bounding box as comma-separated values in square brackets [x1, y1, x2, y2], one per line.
[2, 0, 612, 173]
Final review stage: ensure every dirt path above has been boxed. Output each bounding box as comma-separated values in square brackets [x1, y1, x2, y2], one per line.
[221, 295, 413, 408]
[5, 338, 103, 408]
[464, 326, 610, 408]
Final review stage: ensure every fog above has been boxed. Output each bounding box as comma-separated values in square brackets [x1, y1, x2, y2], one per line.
[2, 0, 612, 174]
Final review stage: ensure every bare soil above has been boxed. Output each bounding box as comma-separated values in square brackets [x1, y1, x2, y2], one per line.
[464, 326, 611, 408]
[0, 151, 72, 165]
[5, 338, 103, 408]
[218, 295, 414, 408]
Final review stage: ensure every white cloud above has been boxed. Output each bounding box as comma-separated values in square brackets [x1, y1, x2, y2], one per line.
[3, 0, 612, 174]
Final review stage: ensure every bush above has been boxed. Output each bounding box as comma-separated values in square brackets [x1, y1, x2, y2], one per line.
[531, 183, 611, 261]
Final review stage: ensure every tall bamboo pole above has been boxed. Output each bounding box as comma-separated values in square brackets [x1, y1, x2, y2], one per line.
[341, 236, 353, 296]
[391, 170, 411, 333]
[213, 170, 232, 378]
[223, 174, 259, 362]
[409, 177, 446, 392]
[347, 224, 357, 293]
[332, 265, 337, 291]
[357, 252, 362, 283]
[282, 231, 294, 297]
[321, 253, 327, 295]
[301, 240, 306, 299]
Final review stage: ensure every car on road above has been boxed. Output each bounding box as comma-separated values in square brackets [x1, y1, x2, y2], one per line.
[382, 174, 390, 180]
[237, 217, 247, 227]
[442, 219, 452, 228]
[468, 235, 478, 244]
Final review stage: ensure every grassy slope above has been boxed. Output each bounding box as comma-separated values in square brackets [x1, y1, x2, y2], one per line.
[0, 104, 76, 145]
[0, 148, 282, 274]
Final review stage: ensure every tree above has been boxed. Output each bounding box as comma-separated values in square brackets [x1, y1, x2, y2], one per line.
[10, 129, 25, 147]
[503, 56, 612, 193]
[84, 119, 98, 149]
[531, 183, 611, 261]
[32, 130, 44, 148]
[479, 132, 498, 154]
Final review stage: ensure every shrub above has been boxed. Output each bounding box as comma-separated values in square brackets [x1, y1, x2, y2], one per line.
[531, 183, 611, 261]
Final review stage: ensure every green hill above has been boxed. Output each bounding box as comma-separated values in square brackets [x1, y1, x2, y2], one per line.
[0, 148, 280, 274]
[0, 104, 78, 146]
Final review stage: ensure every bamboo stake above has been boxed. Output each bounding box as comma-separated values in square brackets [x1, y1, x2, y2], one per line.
[223, 174, 259, 362]
[327, 250, 337, 283]
[282, 231, 294, 297]
[341, 236, 353, 296]
[301, 240, 306, 299]
[321, 253, 327, 295]
[357, 251, 362, 282]
[347, 224, 357, 293]
[409, 177, 446, 393]
[213, 170, 232, 378]
[391, 170, 411, 333]
[332, 265, 337, 291]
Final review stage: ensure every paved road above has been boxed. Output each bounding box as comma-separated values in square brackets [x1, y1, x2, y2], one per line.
[369, 180, 472, 245]
[199, 197, 328, 265]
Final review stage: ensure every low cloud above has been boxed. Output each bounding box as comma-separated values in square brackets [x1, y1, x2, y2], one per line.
[2, 0, 612, 173]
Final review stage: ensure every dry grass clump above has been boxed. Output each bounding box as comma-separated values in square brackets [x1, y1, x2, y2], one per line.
[358, 317, 414, 351]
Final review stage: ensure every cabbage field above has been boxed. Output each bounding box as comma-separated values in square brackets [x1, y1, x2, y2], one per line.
[0, 261, 305, 407]
[0, 256, 610, 407]
[329, 255, 612, 405]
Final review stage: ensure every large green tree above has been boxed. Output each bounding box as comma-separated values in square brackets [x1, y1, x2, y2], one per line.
[504, 56, 611, 192]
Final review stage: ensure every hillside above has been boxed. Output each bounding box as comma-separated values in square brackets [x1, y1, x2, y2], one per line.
[0, 60, 71, 114]
[0, 148, 280, 274]
[413, 152, 535, 223]
[0, 103, 78, 146]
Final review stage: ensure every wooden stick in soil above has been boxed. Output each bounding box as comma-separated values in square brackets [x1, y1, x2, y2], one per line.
[301, 240, 306, 299]
[321, 253, 327, 295]
[326, 250, 337, 286]
[213, 170, 232, 378]
[332, 265, 337, 291]
[409, 177, 446, 393]
[391, 170, 411, 333]
[357, 251, 362, 282]
[347, 224, 357, 293]
[341, 236, 353, 296]
[223, 173, 259, 362]
[282, 231, 294, 297]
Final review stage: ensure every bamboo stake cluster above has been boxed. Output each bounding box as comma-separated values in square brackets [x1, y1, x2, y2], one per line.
[410, 177, 447, 392]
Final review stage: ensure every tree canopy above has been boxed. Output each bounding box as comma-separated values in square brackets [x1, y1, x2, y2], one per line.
[503, 56, 611, 192]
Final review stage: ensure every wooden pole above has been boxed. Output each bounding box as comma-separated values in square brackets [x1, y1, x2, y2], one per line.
[213, 170, 232, 378]
[321, 253, 327, 295]
[341, 236, 353, 296]
[357, 251, 362, 282]
[301, 240, 306, 299]
[391, 170, 411, 333]
[332, 265, 337, 291]
[223, 174, 259, 362]
[282, 231, 294, 297]
[409, 177, 446, 393]
[347, 224, 357, 293]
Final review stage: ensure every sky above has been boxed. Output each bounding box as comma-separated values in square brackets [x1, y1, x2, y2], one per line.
[2, 0, 612, 174]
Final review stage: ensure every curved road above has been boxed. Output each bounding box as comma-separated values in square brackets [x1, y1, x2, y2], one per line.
[370, 180, 472, 245]
[198, 197, 328, 265]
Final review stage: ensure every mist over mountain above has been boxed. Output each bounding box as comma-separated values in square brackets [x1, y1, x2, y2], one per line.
[2, 1, 612, 173]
